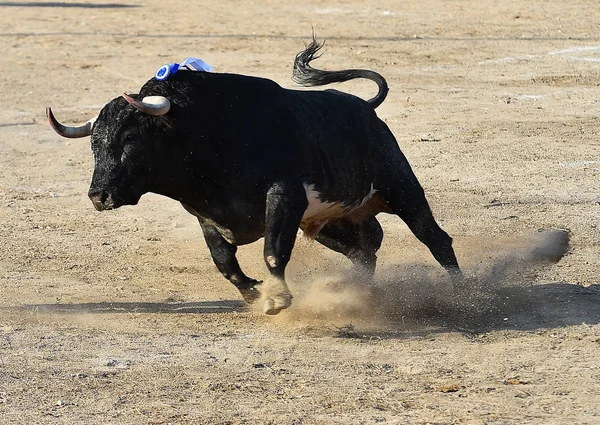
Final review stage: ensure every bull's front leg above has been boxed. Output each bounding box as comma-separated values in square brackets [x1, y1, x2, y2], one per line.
[260, 181, 308, 315]
[198, 220, 261, 304]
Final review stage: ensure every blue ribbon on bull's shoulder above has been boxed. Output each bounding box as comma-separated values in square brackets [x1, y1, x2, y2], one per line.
[155, 58, 213, 81]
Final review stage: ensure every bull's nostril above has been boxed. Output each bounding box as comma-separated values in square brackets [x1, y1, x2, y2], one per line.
[89, 190, 109, 211]
[99, 191, 109, 204]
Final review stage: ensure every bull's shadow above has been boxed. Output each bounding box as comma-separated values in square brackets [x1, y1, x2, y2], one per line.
[12, 300, 246, 315]
[412, 282, 600, 333]
[0, 2, 138, 8]
[6, 281, 599, 336]
[287, 269, 600, 336]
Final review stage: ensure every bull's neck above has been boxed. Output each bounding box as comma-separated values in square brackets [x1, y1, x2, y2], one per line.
[147, 140, 222, 211]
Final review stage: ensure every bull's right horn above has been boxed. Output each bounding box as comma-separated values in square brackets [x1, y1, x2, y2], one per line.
[46, 107, 96, 138]
[122, 93, 171, 116]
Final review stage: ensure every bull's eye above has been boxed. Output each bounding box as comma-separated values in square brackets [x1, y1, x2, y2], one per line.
[123, 133, 136, 143]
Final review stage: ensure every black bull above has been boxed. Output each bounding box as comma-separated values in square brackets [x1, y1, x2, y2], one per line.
[47, 40, 460, 315]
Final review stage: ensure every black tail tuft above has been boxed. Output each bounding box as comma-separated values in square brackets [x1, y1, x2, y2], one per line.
[292, 37, 327, 85]
[292, 36, 389, 109]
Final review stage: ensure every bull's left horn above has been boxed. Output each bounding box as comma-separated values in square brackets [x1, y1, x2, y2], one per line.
[122, 93, 171, 116]
[46, 107, 96, 138]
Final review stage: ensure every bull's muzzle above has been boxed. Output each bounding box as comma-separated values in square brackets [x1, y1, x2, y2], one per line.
[88, 190, 115, 211]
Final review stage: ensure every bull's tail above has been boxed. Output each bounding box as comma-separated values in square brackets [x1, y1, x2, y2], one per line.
[292, 37, 389, 109]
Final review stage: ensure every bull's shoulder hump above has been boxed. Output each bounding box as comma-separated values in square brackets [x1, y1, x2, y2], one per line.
[142, 71, 284, 98]
[207, 72, 283, 92]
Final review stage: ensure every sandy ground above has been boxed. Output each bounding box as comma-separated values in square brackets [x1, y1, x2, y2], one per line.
[1, 0, 600, 424]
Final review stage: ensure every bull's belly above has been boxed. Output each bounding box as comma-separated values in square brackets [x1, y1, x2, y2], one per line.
[182, 203, 264, 246]
[184, 183, 388, 245]
[300, 183, 385, 238]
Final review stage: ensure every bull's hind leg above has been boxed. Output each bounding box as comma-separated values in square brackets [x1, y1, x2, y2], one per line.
[372, 124, 461, 278]
[315, 216, 383, 276]
[394, 197, 461, 278]
[377, 181, 460, 278]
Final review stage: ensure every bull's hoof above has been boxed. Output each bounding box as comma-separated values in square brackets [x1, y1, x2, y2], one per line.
[239, 286, 261, 304]
[257, 278, 293, 315]
[262, 291, 293, 315]
[240, 288, 260, 304]
[234, 277, 262, 304]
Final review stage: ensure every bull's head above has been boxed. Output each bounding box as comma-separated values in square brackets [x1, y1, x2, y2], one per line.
[47, 94, 171, 211]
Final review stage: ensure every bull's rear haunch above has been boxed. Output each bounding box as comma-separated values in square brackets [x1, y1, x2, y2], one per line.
[47, 38, 460, 315]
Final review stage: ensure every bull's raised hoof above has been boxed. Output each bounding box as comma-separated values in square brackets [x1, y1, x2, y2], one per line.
[46, 36, 463, 316]
[257, 278, 293, 315]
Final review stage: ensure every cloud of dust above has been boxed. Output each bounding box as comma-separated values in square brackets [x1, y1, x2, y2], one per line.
[280, 230, 570, 331]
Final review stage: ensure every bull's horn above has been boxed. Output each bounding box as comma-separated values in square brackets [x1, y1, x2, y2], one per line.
[46, 107, 96, 138]
[122, 93, 171, 116]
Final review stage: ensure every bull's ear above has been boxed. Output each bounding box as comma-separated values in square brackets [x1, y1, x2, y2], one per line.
[46, 107, 96, 138]
[122, 93, 171, 116]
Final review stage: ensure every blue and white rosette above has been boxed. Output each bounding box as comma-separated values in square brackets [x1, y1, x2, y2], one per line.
[155, 58, 213, 81]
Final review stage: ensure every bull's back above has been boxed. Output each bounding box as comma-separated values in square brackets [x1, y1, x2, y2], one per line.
[284, 88, 381, 205]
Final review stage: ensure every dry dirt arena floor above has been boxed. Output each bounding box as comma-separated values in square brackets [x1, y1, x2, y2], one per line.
[1, 0, 600, 424]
